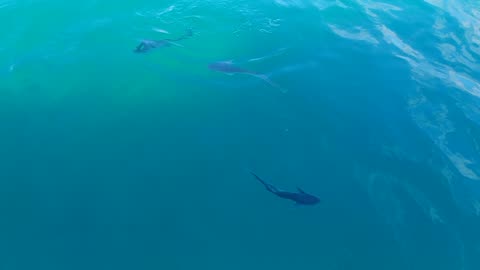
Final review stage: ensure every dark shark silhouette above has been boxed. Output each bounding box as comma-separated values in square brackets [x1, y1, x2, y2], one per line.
[250, 171, 320, 205]
[134, 29, 193, 53]
[208, 61, 286, 92]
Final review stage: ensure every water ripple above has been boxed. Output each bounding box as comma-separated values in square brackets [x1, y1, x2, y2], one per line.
[329, 24, 379, 45]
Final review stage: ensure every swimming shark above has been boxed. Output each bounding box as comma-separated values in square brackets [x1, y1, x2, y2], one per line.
[208, 61, 286, 92]
[134, 29, 193, 53]
[250, 171, 321, 206]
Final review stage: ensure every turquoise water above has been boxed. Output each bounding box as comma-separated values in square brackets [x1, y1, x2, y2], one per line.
[1, 0, 480, 269]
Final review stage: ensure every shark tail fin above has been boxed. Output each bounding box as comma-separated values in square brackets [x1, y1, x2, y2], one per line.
[249, 171, 266, 185]
[168, 29, 194, 42]
[249, 171, 279, 194]
[179, 28, 193, 41]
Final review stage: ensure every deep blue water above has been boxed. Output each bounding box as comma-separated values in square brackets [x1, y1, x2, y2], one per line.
[1, 0, 480, 269]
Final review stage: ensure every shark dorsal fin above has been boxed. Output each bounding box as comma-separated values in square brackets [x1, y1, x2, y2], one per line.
[297, 187, 307, 194]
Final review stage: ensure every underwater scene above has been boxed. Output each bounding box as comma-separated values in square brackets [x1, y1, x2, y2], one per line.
[1, 0, 480, 269]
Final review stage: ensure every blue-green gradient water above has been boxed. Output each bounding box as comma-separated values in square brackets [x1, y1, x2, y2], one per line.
[1, 0, 480, 269]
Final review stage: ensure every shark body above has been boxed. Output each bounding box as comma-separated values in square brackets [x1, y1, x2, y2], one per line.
[250, 171, 320, 205]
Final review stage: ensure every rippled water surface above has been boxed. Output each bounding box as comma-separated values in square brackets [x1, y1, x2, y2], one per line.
[1, 1, 480, 269]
